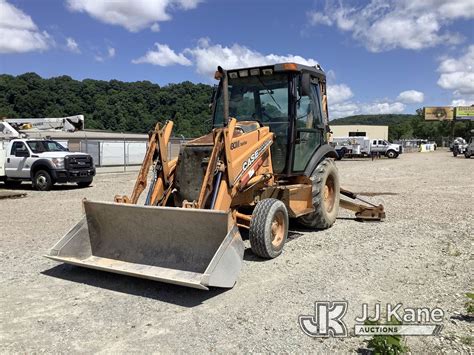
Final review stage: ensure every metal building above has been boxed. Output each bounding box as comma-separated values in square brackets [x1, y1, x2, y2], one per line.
[329, 125, 389, 140]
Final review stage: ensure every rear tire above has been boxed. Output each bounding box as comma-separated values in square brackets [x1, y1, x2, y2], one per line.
[249, 198, 288, 259]
[465, 152, 471, 158]
[33, 170, 53, 191]
[298, 158, 340, 229]
[77, 179, 93, 188]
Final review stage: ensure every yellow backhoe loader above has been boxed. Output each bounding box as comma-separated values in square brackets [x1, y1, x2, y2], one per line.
[46, 63, 385, 290]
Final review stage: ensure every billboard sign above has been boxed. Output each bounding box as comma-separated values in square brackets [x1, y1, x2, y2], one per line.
[423, 107, 454, 121]
[455, 106, 474, 120]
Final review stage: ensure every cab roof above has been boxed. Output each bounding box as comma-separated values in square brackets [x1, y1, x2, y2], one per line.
[225, 62, 326, 80]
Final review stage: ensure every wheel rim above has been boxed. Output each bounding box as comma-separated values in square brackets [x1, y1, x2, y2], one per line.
[271, 211, 285, 248]
[323, 175, 336, 213]
[37, 175, 47, 188]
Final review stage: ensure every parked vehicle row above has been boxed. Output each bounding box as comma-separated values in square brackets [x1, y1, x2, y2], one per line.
[331, 137, 402, 160]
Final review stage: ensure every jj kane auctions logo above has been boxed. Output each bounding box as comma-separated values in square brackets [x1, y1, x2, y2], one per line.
[299, 301, 444, 337]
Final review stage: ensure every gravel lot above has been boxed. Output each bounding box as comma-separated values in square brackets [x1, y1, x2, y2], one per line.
[1, 150, 472, 353]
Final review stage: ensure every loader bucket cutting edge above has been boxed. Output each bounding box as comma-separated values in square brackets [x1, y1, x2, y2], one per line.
[45, 201, 245, 290]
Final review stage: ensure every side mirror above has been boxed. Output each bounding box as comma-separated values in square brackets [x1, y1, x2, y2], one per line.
[15, 150, 29, 157]
[300, 73, 311, 97]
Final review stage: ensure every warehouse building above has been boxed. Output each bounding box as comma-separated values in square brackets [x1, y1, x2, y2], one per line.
[329, 125, 389, 140]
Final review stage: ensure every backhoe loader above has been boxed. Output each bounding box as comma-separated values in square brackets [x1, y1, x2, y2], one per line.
[46, 63, 385, 290]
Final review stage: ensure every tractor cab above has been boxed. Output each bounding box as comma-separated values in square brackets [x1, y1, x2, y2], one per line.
[212, 63, 330, 175]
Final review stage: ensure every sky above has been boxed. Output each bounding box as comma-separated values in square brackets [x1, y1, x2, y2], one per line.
[0, 0, 473, 119]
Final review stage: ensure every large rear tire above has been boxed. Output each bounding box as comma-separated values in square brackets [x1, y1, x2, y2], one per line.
[298, 158, 340, 229]
[249, 198, 289, 259]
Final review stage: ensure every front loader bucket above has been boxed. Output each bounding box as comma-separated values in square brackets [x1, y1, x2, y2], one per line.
[45, 201, 245, 290]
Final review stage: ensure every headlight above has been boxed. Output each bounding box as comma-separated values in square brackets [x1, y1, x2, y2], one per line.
[51, 158, 64, 169]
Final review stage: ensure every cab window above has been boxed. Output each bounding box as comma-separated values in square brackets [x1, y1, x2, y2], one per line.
[11, 142, 28, 156]
[292, 79, 324, 172]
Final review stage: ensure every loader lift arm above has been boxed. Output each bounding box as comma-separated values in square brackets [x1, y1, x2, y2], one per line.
[114, 121, 175, 205]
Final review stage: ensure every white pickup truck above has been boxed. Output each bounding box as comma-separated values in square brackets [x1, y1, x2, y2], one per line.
[1, 138, 95, 191]
[332, 137, 402, 159]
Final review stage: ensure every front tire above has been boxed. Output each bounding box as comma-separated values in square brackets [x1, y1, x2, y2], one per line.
[465, 152, 471, 159]
[386, 150, 398, 159]
[298, 158, 340, 229]
[249, 198, 289, 259]
[33, 170, 53, 191]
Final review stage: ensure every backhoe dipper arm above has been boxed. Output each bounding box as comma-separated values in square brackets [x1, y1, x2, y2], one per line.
[339, 187, 386, 221]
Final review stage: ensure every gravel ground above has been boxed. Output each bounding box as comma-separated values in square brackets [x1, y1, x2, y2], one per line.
[1, 150, 472, 353]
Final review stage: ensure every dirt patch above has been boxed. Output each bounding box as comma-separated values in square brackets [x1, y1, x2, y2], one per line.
[0, 190, 27, 199]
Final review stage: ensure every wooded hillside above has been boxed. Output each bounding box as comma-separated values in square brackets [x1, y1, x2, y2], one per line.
[0, 73, 214, 137]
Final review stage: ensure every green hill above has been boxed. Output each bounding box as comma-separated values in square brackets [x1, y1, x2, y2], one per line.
[330, 114, 417, 126]
[0, 73, 213, 138]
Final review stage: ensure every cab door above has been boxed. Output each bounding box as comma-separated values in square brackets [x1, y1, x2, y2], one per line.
[292, 80, 324, 172]
[5, 141, 31, 178]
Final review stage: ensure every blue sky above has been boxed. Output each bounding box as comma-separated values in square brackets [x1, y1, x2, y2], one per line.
[0, 0, 473, 118]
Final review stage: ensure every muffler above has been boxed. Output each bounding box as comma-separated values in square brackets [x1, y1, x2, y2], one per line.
[45, 201, 244, 290]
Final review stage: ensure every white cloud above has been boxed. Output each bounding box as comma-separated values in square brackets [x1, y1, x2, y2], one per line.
[451, 99, 473, 106]
[437, 45, 474, 97]
[308, 12, 332, 26]
[184, 38, 319, 77]
[0, 0, 51, 53]
[133, 38, 320, 77]
[94, 46, 116, 62]
[330, 102, 360, 118]
[67, 0, 201, 32]
[308, 0, 473, 52]
[361, 101, 406, 114]
[330, 100, 406, 119]
[132, 43, 192, 66]
[66, 37, 80, 53]
[397, 90, 424, 104]
[327, 84, 353, 105]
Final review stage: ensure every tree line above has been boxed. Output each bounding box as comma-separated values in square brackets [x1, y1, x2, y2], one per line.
[0, 73, 471, 141]
[0, 73, 214, 137]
